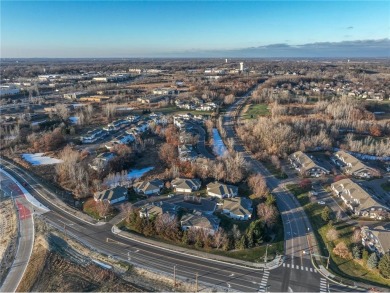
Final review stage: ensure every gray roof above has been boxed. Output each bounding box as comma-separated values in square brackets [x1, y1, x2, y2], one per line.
[94, 186, 127, 202]
[171, 178, 201, 191]
[133, 178, 164, 193]
[335, 150, 377, 175]
[331, 179, 385, 212]
[141, 201, 177, 218]
[222, 197, 252, 216]
[207, 182, 238, 197]
[180, 211, 220, 230]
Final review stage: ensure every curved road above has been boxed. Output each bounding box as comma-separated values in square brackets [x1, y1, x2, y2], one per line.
[0, 120, 357, 293]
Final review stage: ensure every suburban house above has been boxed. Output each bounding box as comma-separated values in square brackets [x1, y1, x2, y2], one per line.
[362, 224, 390, 257]
[88, 152, 116, 171]
[222, 197, 253, 220]
[331, 179, 388, 219]
[288, 151, 330, 177]
[81, 128, 106, 144]
[94, 186, 128, 204]
[139, 201, 178, 219]
[180, 211, 220, 235]
[334, 151, 379, 179]
[178, 145, 199, 162]
[133, 179, 164, 195]
[171, 178, 202, 193]
[206, 182, 238, 198]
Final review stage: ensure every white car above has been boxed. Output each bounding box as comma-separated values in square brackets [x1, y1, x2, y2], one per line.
[318, 201, 326, 205]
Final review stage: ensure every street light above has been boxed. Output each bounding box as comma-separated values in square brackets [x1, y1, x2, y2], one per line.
[265, 244, 272, 268]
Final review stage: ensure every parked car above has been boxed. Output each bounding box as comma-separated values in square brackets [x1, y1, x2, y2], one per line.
[318, 201, 326, 205]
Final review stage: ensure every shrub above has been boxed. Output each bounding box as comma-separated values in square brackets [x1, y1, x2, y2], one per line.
[367, 253, 379, 269]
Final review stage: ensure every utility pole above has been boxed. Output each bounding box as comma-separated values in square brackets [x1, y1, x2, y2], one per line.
[265, 244, 271, 268]
[195, 272, 198, 292]
[173, 265, 176, 287]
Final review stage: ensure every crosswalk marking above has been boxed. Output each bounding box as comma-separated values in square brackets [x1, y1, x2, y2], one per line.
[258, 269, 271, 292]
[287, 263, 290, 268]
[320, 278, 328, 293]
[305, 267, 308, 271]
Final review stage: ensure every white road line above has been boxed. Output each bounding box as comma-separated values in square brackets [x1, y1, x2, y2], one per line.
[283, 263, 286, 267]
[287, 263, 290, 268]
[305, 267, 308, 271]
[301, 266, 304, 270]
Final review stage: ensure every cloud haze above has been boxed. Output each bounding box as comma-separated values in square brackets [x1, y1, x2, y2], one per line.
[169, 39, 390, 58]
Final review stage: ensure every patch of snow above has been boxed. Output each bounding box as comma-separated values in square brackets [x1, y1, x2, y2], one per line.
[92, 259, 112, 269]
[212, 128, 228, 157]
[22, 153, 63, 165]
[128, 166, 154, 179]
[71, 103, 86, 107]
[69, 116, 80, 124]
[116, 107, 134, 111]
[31, 120, 46, 126]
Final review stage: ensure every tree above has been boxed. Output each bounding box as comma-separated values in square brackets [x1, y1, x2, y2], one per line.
[213, 227, 226, 249]
[265, 194, 276, 206]
[299, 178, 311, 191]
[321, 206, 331, 223]
[257, 203, 279, 229]
[248, 174, 269, 198]
[352, 244, 362, 260]
[367, 253, 379, 269]
[326, 228, 339, 242]
[351, 227, 362, 244]
[159, 143, 178, 166]
[55, 104, 70, 122]
[378, 253, 390, 279]
[236, 235, 247, 250]
[333, 241, 351, 259]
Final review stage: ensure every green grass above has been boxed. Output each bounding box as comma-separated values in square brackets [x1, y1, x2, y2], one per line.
[212, 241, 284, 263]
[242, 103, 270, 119]
[290, 185, 390, 288]
[381, 182, 390, 191]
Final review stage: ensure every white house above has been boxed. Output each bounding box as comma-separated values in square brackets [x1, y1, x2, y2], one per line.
[206, 182, 238, 199]
[133, 179, 164, 195]
[94, 186, 128, 204]
[222, 197, 253, 220]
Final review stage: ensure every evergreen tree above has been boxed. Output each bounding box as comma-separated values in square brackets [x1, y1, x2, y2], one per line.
[181, 231, 189, 245]
[378, 253, 390, 279]
[265, 194, 276, 206]
[321, 206, 331, 222]
[352, 244, 362, 259]
[237, 235, 247, 250]
[246, 231, 254, 249]
[367, 252, 379, 269]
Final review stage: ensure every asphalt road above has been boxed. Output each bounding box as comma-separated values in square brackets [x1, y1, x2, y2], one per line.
[0, 93, 361, 293]
[221, 92, 357, 292]
[0, 173, 35, 293]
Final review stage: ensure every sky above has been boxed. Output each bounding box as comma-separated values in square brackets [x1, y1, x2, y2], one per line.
[1, 1, 389, 58]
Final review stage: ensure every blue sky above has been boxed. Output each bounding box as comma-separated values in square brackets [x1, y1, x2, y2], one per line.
[1, 1, 389, 57]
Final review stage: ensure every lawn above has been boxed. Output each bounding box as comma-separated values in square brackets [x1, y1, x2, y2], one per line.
[242, 103, 270, 119]
[288, 184, 390, 288]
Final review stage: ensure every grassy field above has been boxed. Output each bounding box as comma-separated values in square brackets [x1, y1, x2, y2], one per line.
[242, 103, 270, 119]
[287, 184, 390, 288]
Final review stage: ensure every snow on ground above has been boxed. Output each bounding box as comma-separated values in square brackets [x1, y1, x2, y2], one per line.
[116, 107, 134, 111]
[212, 128, 228, 157]
[22, 153, 63, 165]
[71, 103, 86, 108]
[128, 166, 154, 179]
[31, 120, 46, 126]
[69, 116, 80, 124]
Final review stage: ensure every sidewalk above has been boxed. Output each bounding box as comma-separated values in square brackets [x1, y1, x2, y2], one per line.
[0, 158, 99, 225]
[112, 225, 283, 270]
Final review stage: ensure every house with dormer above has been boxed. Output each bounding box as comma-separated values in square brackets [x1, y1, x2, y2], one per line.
[331, 179, 388, 219]
[334, 151, 379, 179]
[289, 151, 330, 177]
